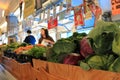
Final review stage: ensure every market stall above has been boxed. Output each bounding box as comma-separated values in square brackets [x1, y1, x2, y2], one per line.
[0, 0, 120, 80]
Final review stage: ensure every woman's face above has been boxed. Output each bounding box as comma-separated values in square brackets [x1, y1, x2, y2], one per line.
[41, 29, 45, 36]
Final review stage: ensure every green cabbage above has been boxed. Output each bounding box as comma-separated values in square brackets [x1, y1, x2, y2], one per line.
[109, 57, 120, 72]
[86, 55, 108, 70]
[92, 31, 114, 54]
[112, 32, 120, 56]
[88, 21, 120, 54]
[52, 39, 76, 54]
[80, 61, 90, 70]
[80, 54, 115, 70]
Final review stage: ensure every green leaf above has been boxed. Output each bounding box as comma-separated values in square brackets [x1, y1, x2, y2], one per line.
[80, 61, 91, 71]
[109, 57, 120, 72]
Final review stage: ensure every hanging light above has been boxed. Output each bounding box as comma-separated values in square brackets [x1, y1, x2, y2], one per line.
[2, 10, 4, 17]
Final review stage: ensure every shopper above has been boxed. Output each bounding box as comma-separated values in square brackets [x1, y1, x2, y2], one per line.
[39, 28, 54, 46]
[24, 30, 36, 45]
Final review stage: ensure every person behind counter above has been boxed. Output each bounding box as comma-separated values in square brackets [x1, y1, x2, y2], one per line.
[39, 28, 54, 46]
[24, 30, 36, 45]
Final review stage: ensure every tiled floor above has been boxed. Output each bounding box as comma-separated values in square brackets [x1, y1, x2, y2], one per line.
[0, 64, 17, 80]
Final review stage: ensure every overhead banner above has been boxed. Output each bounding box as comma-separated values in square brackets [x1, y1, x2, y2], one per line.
[74, 8, 84, 27]
[53, 6, 56, 18]
[94, 0, 99, 6]
[24, 0, 35, 18]
[66, 0, 72, 15]
[66, 0, 71, 3]
[88, 3, 102, 16]
[111, 0, 120, 16]
[88, 4, 96, 15]
[35, 0, 42, 10]
[48, 17, 58, 29]
[85, 3, 92, 20]
[39, 13, 41, 20]
[47, 9, 50, 20]
[83, 0, 86, 14]
[59, 2, 63, 11]
[43, 10, 45, 20]
[88, 3, 102, 24]
[59, 11, 65, 20]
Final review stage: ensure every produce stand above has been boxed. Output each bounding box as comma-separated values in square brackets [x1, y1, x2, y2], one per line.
[2, 56, 33, 80]
[0, 0, 120, 80]
[1, 22, 120, 80]
[2, 56, 120, 80]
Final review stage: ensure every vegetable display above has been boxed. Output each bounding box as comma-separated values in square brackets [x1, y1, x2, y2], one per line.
[79, 21, 120, 72]
[3, 21, 120, 73]
[5, 42, 20, 51]
[27, 46, 47, 59]
[48, 32, 86, 63]
[48, 39, 76, 63]
[52, 32, 87, 55]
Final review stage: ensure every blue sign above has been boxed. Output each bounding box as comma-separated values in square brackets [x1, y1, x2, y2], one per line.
[7, 16, 18, 27]
[72, 0, 83, 7]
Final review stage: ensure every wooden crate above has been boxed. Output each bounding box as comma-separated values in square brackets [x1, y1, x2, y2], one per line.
[32, 68, 48, 80]
[48, 61, 120, 80]
[48, 62, 69, 80]
[32, 59, 48, 71]
[2, 56, 33, 80]
[18, 62, 33, 80]
[2, 57, 120, 80]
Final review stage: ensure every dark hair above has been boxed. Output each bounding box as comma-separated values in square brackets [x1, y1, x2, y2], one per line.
[41, 28, 49, 38]
[27, 30, 31, 34]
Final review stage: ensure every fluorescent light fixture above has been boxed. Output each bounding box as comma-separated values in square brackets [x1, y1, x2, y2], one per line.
[2, 10, 4, 17]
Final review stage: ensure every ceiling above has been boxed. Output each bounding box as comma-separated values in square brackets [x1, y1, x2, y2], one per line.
[0, 0, 10, 10]
[0, 0, 19, 25]
[0, 0, 10, 19]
